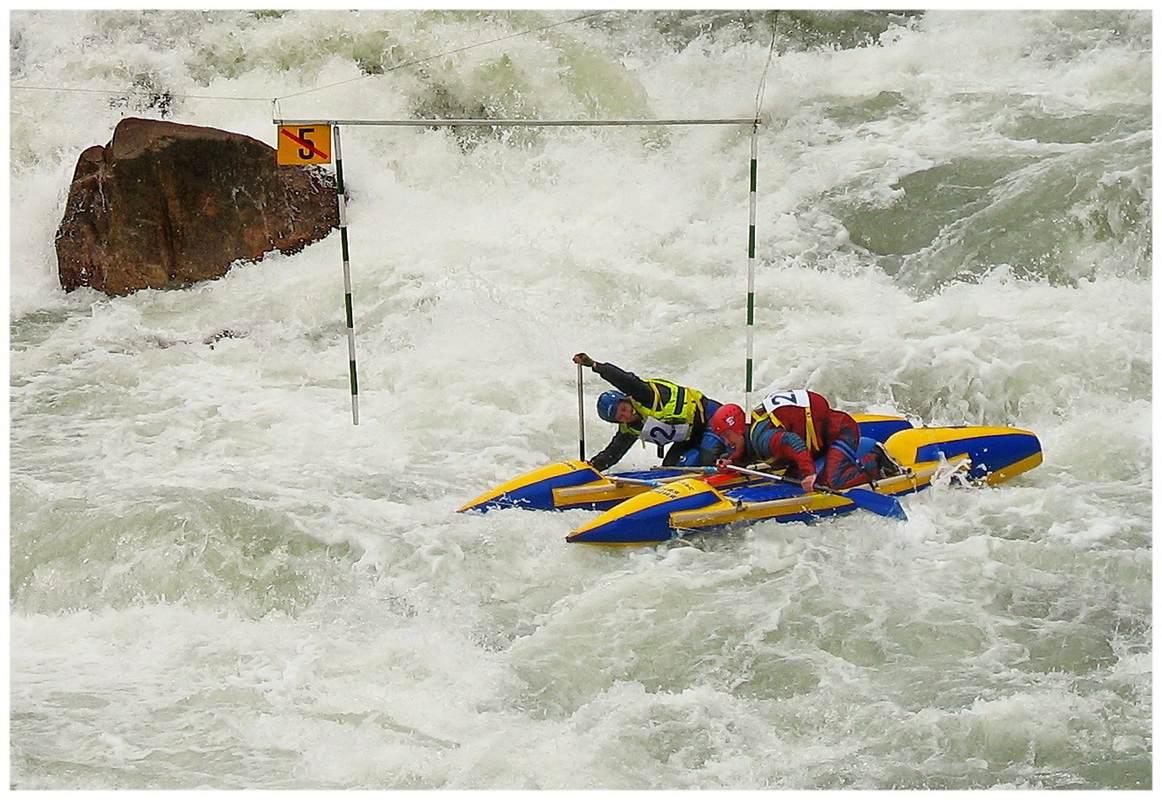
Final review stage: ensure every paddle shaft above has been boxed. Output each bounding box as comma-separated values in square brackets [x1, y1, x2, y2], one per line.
[721, 463, 907, 520]
[576, 363, 586, 461]
[722, 463, 791, 483]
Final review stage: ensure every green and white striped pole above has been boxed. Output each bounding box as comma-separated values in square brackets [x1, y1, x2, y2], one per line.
[333, 125, 359, 425]
[745, 119, 758, 410]
[746, 18, 777, 411]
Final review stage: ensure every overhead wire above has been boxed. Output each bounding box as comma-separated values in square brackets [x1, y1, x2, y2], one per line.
[10, 10, 615, 109]
[275, 10, 613, 103]
[754, 10, 780, 120]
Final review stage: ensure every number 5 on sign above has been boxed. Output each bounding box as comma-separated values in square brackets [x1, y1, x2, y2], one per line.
[277, 125, 332, 165]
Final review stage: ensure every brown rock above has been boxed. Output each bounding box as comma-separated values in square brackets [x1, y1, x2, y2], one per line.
[55, 117, 338, 296]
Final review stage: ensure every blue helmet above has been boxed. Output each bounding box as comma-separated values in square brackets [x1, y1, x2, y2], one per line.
[597, 390, 628, 423]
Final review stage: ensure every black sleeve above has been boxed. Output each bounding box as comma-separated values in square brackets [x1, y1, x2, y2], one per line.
[593, 362, 656, 407]
[589, 431, 637, 472]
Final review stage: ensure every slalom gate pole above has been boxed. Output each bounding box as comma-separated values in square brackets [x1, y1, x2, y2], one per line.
[333, 125, 360, 425]
[745, 120, 758, 410]
[577, 363, 586, 461]
[746, 18, 776, 412]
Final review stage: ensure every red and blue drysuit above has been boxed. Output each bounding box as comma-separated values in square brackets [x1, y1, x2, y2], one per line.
[734, 390, 880, 490]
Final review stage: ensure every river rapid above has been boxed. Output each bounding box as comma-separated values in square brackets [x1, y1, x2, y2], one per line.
[8, 9, 1152, 790]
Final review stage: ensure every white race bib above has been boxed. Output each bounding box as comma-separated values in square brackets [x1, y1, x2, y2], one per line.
[760, 390, 811, 417]
[640, 417, 692, 447]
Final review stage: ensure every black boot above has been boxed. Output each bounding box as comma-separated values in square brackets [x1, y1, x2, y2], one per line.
[874, 442, 904, 477]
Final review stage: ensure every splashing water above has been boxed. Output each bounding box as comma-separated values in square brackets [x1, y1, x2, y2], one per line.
[9, 9, 1151, 790]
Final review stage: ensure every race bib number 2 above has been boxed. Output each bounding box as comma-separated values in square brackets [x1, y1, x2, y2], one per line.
[640, 418, 692, 447]
[760, 389, 811, 417]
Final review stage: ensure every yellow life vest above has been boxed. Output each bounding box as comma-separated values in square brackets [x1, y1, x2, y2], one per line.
[619, 379, 705, 446]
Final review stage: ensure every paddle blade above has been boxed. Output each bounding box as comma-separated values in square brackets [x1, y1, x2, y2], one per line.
[842, 487, 908, 521]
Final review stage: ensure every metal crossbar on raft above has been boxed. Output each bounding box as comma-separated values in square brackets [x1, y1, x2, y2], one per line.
[275, 116, 761, 424]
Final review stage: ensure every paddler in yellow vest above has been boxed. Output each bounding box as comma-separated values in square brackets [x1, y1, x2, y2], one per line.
[573, 353, 722, 471]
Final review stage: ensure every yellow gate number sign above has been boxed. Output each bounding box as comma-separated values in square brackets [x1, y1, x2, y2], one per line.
[277, 124, 332, 165]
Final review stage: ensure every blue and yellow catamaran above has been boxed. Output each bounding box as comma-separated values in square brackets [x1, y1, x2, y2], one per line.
[460, 417, 1042, 545]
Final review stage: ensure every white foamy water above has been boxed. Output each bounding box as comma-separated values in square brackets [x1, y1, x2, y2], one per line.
[9, 9, 1151, 790]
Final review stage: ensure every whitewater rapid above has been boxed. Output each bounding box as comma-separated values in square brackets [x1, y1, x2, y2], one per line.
[9, 9, 1152, 790]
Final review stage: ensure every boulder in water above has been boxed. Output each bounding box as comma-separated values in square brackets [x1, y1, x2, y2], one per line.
[55, 117, 338, 296]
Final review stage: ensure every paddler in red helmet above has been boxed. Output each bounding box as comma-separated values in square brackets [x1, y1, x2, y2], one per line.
[708, 389, 889, 492]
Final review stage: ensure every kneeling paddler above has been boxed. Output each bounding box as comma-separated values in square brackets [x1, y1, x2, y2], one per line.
[573, 353, 722, 472]
[707, 390, 900, 492]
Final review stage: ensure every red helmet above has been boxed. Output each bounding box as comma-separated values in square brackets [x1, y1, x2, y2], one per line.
[709, 403, 746, 437]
